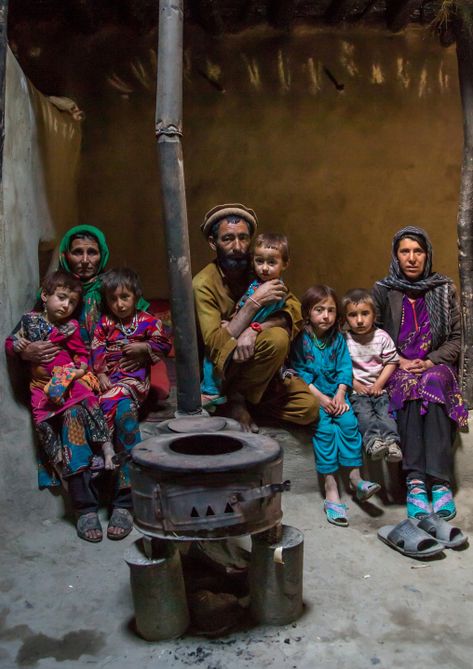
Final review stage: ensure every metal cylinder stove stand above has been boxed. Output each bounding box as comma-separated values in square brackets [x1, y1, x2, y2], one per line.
[125, 537, 189, 641]
[249, 525, 304, 625]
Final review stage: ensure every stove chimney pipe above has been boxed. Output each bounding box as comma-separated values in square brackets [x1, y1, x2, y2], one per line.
[155, 0, 202, 415]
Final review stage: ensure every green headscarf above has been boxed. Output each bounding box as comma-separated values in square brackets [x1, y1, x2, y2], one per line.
[59, 224, 110, 277]
[58, 225, 110, 343]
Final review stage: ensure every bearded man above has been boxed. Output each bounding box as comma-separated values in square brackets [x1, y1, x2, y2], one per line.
[193, 203, 318, 432]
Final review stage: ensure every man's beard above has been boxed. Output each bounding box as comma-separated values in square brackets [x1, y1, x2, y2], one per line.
[216, 246, 251, 275]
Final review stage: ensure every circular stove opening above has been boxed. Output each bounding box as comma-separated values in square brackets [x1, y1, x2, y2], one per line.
[169, 434, 243, 456]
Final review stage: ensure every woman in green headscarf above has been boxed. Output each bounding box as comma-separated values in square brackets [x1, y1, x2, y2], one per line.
[58, 224, 110, 346]
[58, 224, 149, 347]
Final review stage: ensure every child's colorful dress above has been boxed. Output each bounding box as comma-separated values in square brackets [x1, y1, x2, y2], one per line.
[91, 310, 171, 487]
[5, 311, 109, 487]
[290, 330, 363, 474]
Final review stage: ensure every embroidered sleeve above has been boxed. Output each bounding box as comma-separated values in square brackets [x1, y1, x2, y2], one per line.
[144, 315, 172, 358]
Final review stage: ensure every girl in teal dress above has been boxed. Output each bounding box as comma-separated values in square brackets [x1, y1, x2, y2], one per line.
[290, 285, 381, 527]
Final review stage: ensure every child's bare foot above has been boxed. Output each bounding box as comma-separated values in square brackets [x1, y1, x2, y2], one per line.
[323, 474, 348, 526]
[226, 394, 259, 433]
[102, 441, 117, 470]
[76, 512, 103, 543]
[201, 393, 227, 408]
[324, 473, 341, 503]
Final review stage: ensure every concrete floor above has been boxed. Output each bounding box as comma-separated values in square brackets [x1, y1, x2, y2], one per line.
[2, 408, 473, 669]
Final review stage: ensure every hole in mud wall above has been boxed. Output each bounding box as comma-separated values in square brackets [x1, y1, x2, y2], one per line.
[10, 21, 462, 300]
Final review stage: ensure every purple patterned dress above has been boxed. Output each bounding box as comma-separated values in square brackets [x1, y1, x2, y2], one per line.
[386, 295, 468, 428]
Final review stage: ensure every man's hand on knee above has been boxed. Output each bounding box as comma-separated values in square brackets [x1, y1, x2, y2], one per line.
[233, 327, 258, 362]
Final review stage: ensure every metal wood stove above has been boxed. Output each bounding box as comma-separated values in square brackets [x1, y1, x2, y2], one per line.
[130, 425, 289, 540]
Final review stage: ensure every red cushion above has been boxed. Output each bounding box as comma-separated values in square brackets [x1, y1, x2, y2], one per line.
[150, 359, 171, 401]
[148, 298, 175, 357]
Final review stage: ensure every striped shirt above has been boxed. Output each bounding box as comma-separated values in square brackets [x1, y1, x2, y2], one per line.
[345, 328, 398, 387]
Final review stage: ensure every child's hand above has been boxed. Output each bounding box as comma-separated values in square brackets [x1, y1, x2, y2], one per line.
[368, 382, 385, 397]
[73, 367, 86, 380]
[252, 279, 287, 306]
[319, 394, 336, 414]
[98, 373, 112, 392]
[352, 379, 369, 395]
[331, 389, 349, 416]
[13, 336, 30, 353]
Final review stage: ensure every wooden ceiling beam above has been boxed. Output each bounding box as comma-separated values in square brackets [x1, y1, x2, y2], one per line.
[267, 0, 296, 31]
[325, 0, 360, 25]
[193, 0, 225, 36]
[439, 24, 456, 47]
[386, 0, 422, 32]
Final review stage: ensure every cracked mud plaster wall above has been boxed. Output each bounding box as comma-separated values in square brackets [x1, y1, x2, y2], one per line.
[0, 50, 80, 517]
[77, 25, 462, 299]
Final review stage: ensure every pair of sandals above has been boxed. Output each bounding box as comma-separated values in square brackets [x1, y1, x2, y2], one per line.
[407, 480, 456, 521]
[378, 512, 468, 558]
[76, 508, 133, 543]
[324, 479, 381, 527]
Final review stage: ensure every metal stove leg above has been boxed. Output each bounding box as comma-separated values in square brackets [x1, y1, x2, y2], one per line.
[125, 538, 189, 640]
[249, 524, 304, 625]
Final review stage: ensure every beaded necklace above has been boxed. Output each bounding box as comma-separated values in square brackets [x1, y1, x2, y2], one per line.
[118, 311, 138, 337]
[310, 331, 328, 350]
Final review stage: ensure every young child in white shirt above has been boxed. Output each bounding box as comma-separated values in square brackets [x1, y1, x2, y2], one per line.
[343, 288, 402, 462]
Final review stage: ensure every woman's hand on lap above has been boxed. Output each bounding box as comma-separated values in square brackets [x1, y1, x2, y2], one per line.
[98, 373, 111, 392]
[120, 343, 152, 371]
[122, 342, 149, 359]
[21, 340, 59, 364]
[407, 358, 434, 374]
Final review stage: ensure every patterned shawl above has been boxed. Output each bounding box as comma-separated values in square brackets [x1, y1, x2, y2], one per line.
[376, 226, 453, 350]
